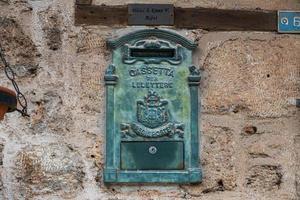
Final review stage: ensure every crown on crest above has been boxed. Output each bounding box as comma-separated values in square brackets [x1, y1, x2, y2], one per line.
[144, 90, 160, 106]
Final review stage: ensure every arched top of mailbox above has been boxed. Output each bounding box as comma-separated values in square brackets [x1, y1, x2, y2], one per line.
[107, 29, 198, 50]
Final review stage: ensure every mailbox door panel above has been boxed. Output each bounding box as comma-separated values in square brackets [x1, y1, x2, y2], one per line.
[121, 141, 184, 170]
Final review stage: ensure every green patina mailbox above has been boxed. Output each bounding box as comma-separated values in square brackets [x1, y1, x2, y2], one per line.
[103, 29, 202, 183]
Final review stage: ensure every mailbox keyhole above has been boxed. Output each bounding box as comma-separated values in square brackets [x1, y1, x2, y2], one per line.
[149, 146, 157, 154]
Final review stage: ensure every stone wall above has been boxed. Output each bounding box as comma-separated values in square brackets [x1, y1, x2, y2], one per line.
[0, 0, 299, 199]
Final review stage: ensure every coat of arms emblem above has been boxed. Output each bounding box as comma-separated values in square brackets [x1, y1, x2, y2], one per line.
[137, 90, 168, 128]
[121, 90, 184, 138]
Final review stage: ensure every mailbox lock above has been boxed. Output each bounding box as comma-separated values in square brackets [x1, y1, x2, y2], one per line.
[149, 146, 157, 154]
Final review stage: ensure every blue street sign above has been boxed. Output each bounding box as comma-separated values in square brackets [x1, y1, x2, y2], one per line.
[278, 11, 300, 33]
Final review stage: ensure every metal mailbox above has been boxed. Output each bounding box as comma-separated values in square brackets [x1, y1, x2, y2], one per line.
[103, 29, 202, 183]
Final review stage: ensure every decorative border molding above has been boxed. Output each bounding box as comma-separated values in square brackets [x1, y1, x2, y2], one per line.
[104, 64, 118, 85]
[188, 66, 201, 178]
[107, 29, 197, 50]
[188, 65, 201, 86]
[104, 170, 202, 183]
[122, 39, 184, 65]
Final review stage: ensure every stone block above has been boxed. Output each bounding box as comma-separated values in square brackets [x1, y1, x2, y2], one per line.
[182, 116, 237, 196]
[201, 36, 300, 117]
[0, 17, 39, 77]
[13, 143, 85, 199]
[39, 10, 62, 51]
[246, 165, 282, 191]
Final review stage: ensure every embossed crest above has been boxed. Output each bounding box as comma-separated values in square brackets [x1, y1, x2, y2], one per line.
[121, 90, 184, 138]
[137, 90, 168, 128]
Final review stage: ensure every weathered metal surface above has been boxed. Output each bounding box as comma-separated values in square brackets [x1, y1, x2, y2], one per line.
[121, 141, 184, 170]
[128, 4, 174, 25]
[278, 11, 300, 33]
[104, 29, 202, 183]
[75, 5, 277, 31]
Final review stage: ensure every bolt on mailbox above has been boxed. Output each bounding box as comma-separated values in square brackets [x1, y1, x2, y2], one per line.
[103, 29, 202, 183]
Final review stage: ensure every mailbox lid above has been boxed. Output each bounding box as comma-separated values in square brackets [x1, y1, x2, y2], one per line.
[121, 141, 184, 170]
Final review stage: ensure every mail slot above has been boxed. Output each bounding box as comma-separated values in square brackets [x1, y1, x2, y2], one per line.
[121, 141, 184, 170]
[130, 48, 175, 58]
[103, 29, 202, 183]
